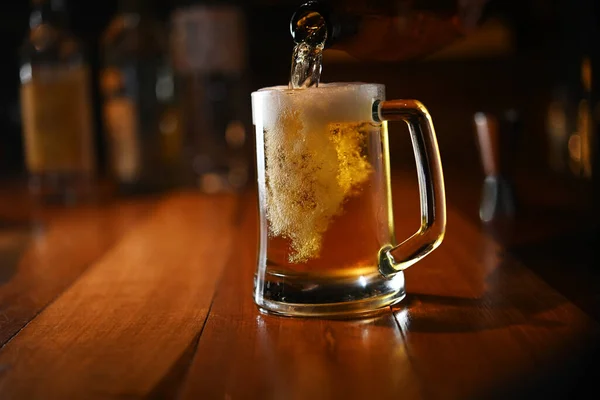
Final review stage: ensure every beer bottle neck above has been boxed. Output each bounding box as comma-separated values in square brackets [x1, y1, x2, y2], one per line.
[290, 0, 491, 61]
[290, 1, 359, 49]
[118, 0, 155, 16]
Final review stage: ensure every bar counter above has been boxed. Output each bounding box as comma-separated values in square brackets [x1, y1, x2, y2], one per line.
[0, 170, 597, 400]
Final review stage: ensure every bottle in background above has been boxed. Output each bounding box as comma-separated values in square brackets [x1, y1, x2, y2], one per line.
[19, 0, 96, 204]
[170, 0, 250, 194]
[101, 0, 183, 194]
[546, 0, 595, 180]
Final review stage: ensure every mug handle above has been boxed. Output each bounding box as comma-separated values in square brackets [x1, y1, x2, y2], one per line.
[373, 100, 447, 276]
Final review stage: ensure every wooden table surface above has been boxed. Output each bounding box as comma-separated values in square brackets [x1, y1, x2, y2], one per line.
[0, 172, 598, 400]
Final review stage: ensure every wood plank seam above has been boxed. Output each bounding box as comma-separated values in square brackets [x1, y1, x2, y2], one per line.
[178, 194, 425, 400]
[0, 199, 158, 352]
[392, 309, 434, 400]
[171, 193, 253, 400]
[390, 203, 600, 400]
[0, 198, 159, 348]
[0, 193, 240, 399]
[151, 195, 248, 400]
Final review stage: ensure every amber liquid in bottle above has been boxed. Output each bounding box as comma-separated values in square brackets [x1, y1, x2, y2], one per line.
[21, 67, 95, 179]
[101, 0, 184, 193]
[20, 0, 96, 203]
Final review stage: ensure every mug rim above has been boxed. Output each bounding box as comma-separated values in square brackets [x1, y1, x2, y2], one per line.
[251, 82, 385, 97]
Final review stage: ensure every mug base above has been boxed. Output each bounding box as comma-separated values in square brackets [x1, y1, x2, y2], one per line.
[254, 270, 406, 318]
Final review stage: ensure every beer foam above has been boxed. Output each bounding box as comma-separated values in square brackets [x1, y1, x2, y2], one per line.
[253, 83, 383, 263]
[252, 83, 383, 130]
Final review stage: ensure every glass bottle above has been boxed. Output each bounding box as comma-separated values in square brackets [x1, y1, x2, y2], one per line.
[169, 0, 251, 193]
[19, 0, 96, 203]
[546, 0, 595, 179]
[290, 0, 490, 62]
[101, 0, 183, 194]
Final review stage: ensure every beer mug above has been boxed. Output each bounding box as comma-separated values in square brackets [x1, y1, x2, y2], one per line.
[251, 83, 446, 317]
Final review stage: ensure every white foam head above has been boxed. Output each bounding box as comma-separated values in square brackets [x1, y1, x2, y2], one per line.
[251, 83, 385, 262]
[251, 82, 385, 129]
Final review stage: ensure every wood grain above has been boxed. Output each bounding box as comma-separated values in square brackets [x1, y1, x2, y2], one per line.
[0, 175, 596, 400]
[390, 178, 599, 399]
[0, 197, 155, 346]
[0, 193, 238, 400]
[179, 194, 424, 400]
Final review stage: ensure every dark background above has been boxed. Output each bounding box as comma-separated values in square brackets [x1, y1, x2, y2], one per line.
[0, 1, 598, 395]
[0, 0, 302, 177]
[3, 0, 597, 297]
[1, 0, 598, 228]
[2, 1, 598, 289]
[1, 0, 598, 178]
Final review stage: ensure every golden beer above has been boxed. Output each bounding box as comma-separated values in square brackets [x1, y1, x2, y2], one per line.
[265, 121, 394, 280]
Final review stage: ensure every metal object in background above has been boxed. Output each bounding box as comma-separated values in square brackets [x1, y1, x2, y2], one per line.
[474, 111, 520, 224]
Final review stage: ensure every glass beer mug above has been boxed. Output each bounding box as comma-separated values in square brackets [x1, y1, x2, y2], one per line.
[251, 83, 446, 317]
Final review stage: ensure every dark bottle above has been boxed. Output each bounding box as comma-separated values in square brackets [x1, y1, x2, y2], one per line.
[169, 0, 251, 193]
[100, 0, 183, 193]
[290, 0, 491, 61]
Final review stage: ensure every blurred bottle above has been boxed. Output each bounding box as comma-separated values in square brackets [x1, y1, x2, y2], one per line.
[545, 60, 593, 179]
[101, 0, 183, 194]
[19, 0, 96, 204]
[169, 0, 250, 193]
[290, 0, 491, 62]
[545, 0, 594, 180]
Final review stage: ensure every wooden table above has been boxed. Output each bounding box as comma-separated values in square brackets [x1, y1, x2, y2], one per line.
[0, 173, 597, 400]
